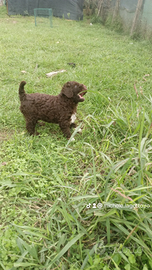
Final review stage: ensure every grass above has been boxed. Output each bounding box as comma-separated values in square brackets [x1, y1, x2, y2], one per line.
[0, 5, 152, 270]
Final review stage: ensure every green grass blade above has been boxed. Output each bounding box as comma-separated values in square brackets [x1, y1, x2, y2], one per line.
[46, 232, 84, 269]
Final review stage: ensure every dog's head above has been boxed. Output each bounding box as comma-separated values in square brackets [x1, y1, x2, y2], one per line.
[61, 81, 87, 103]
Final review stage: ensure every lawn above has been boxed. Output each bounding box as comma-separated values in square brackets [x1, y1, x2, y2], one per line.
[0, 5, 152, 270]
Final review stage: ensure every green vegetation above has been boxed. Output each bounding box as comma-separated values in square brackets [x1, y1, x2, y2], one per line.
[0, 5, 152, 270]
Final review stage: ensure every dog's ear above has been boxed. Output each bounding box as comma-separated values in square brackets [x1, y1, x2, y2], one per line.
[62, 82, 73, 98]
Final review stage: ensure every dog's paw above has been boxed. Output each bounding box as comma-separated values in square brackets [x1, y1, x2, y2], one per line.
[34, 131, 40, 136]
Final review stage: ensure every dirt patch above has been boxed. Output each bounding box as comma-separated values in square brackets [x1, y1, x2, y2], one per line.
[0, 129, 13, 143]
[5, 18, 17, 24]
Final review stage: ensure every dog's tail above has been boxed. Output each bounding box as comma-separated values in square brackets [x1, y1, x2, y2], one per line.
[19, 81, 26, 101]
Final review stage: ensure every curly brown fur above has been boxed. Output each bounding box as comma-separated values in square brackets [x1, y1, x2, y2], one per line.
[19, 81, 87, 138]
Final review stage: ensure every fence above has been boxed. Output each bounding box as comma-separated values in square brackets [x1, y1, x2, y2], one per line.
[84, 0, 152, 37]
[118, 0, 152, 36]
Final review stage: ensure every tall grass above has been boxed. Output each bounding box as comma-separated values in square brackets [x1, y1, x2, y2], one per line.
[0, 5, 152, 270]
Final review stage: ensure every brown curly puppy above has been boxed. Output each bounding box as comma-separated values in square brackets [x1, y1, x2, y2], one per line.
[19, 81, 87, 138]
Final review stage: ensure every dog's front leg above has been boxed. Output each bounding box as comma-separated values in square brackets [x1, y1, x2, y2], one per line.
[59, 123, 71, 139]
[70, 123, 77, 128]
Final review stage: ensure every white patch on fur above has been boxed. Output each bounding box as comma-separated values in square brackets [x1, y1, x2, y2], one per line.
[70, 113, 76, 124]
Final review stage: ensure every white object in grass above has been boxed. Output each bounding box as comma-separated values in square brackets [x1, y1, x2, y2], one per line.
[77, 128, 82, 133]
[46, 70, 66, 78]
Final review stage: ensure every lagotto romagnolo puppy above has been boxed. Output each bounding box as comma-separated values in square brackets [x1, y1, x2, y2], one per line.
[19, 81, 87, 139]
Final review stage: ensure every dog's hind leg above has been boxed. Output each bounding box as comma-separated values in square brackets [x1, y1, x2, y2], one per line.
[25, 119, 38, 135]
